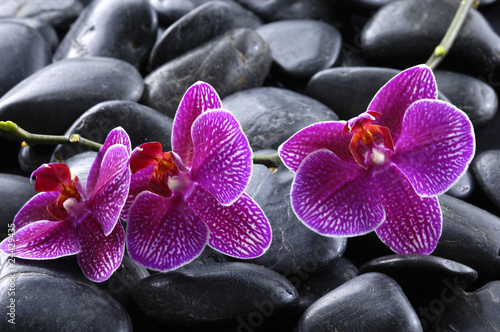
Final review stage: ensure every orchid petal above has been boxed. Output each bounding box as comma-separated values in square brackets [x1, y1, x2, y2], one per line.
[172, 81, 222, 168]
[190, 109, 252, 205]
[88, 145, 131, 236]
[86, 127, 131, 197]
[393, 99, 475, 196]
[126, 192, 209, 271]
[31, 163, 72, 192]
[369, 65, 437, 143]
[0, 218, 79, 259]
[14, 191, 60, 229]
[120, 165, 153, 221]
[186, 184, 272, 259]
[77, 214, 125, 282]
[374, 165, 442, 254]
[278, 121, 353, 172]
[291, 149, 385, 236]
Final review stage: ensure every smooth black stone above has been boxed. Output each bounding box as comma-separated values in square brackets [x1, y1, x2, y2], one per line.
[18, 144, 55, 174]
[0, 57, 143, 141]
[334, 0, 402, 14]
[246, 164, 347, 276]
[53, 0, 157, 70]
[0, 253, 132, 331]
[475, 103, 500, 156]
[0, 0, 83, 28]
[256, 19, 342, 78]
[0, 17, 59, 53]
[471, 150, 500, 210]
[142, 28, 272, 118]
[359, 254, 477, 314]
[296, 257, 358, 312]
[297, 272, 422, 332]
[435, 70, 498, 127]
[223, 87, 338, 150]
[182, 246, 232, 266]
[428, 281, 500, 332]
[0, 137, 23, 175]
[444, 170, 476, 200]
[234, 0, 343, 26]
[131, 262, 299, 326]
[98, 254, 149, 308]
[0, 174, 36, 239]
[50, 100, 173, 163]
[434, 194, 500, 282]
[0, 21, 51, 97]
[148, 1, 262, 71]
[307, 67, 400, 120]
[65, 151, 97, 186]
[361, 0, 500, 79]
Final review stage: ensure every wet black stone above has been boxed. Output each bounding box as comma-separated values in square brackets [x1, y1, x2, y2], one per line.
[223, 87, 338, 150]
[428, 280, 500, 332]
[65, 151, 97, 186]
[0, 57, 143, 141]
[0, 21, 51, 97]
[0, 253, 132, 331]
[0, 0, 83, 28]
[334, 0, 402, 14]
[361, 0, 500, 79]
[296, 272, 422, 332]
[434, 194, 500, 282]
[256, 19, 342, 78]
[50, 100, 173, 163]
[0, 174, 36, 239]
[471, 150, 500, 210]
[0, 17, 59, 53]
[296, 257, 358, 312]
[131, 262, 299, 326]
[359, 254, 477, 314]
[142, 28, 272, 118]
[18, 144, 55, 174]
[435, 70, 498, 128]
[444, 170, 476, 200]
[246, 164, 347, 276]
[148, 1, 262, 71]
[475, 105, 500, 156]
[306, 67, 400, 120]
[53, 0, 158, 70]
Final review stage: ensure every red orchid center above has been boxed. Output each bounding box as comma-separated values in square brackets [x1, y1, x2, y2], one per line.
[47, 179, 82, 220]
[343, 111, 395, 169]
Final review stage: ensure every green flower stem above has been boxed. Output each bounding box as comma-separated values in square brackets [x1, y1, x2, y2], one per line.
[252, 152, 282, 169]
[426, 0, 478, 70]
[0, 121, 103, 152]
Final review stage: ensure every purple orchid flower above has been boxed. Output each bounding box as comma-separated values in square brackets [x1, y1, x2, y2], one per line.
[278, 65, 475, 254]
[125, 82, 272, 271]
[0, 128, 131, 282]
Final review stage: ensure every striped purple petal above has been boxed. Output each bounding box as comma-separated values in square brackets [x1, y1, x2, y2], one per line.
[120, 165, 153, 221]
[14, 191, 60, 229]
[88, 145, 131, 236]
[291, 149, 385, 236]
[369, 65, 437, 143]
[186, 184, 272, 259]
[0, 218, 79, 259]
[190, 109, 252, 206]
[374, 165, 442, 254]
[172, 81, 222, 168]
[77, 214, 125, 282]
[393, 99, 475, 197]
[278, 121, 353, 172]
[126, 191, 209, 271]
[86, 127, 131, 197]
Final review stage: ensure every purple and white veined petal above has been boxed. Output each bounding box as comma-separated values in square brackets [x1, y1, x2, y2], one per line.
[86, 127, 131, 197]
[172, 81, 222, 168]
[14, 191, 60, 230]
[0, 218, 79, 259]
[88, 145, 131, 236]
[393, 99, 475, 197]
[186, 184, 271, 259]
[120, 165, 153, 221]
[190, 109, 252, 205]
[374, 165, 442, 254]
[291, 149, 385, 237]
[278, 121, 354, 172]
[77, 213, 125, 282]
[126, 191, 209, 271]
[368, 65, 437, 143]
